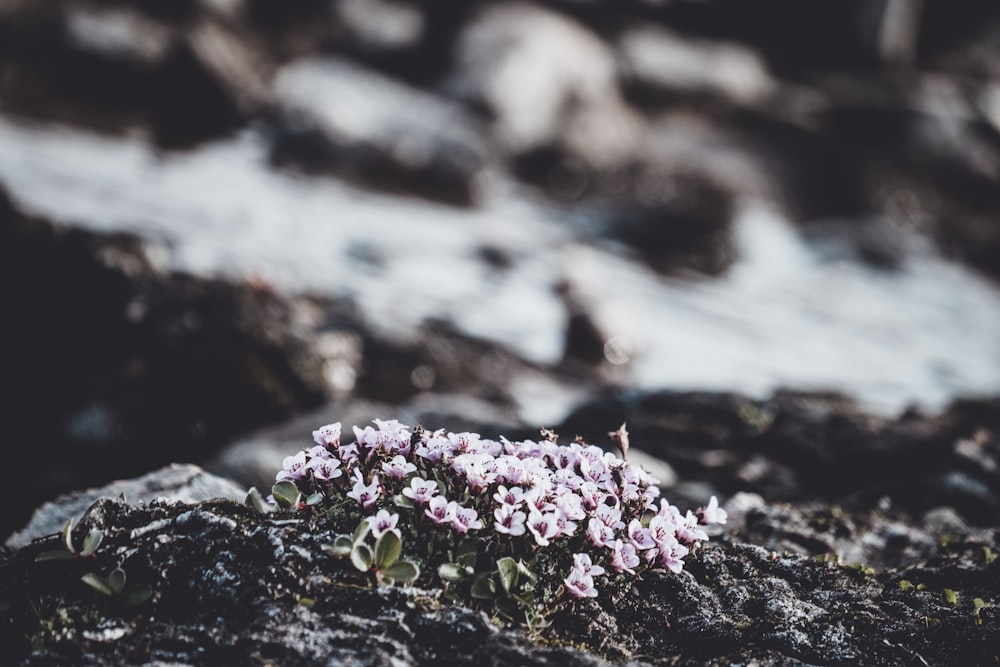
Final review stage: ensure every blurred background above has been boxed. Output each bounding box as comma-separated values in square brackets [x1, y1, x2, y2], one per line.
[3, 0, 1000, 538]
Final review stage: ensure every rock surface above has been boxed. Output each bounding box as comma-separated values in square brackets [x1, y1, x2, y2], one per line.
[0, 483, 996, 666]
[4, 464, 246, 550]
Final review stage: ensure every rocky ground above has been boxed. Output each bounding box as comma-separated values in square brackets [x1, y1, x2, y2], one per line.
[0, 461, 997, 666]
[2, 0, 1000, 664]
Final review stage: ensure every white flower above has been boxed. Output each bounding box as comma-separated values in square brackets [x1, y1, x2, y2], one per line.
[564, 568, 598, 598]
[526, 510, 560, 547]
[493, 505, 527, 536]
[425, 496, 456, 526]
[312, 423, 341, 447]
[367, 509, 400, 539]
[382, 455, 417, 480]
[347, 475, 380, 508]
[451, 505, 483, 534]
[401, 477, 438, 505]
[276, 451, 308, 481]
[698, 496, 728, 525]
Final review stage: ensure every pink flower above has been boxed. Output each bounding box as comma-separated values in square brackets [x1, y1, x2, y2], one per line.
[337, 442, 360, 464]
[564, 568, 598, 598]
[609, 539, 641, 575]
[527, 510, 560, 547]
[307, 457, 342, 482]
[276, 451, 308, 481]
[676, 511, 709, 545]
[424, 496, 456, 526]
[697, 496, 728, 525]
[451, 505, 483, 534]
[659, 538, 689, 574]
[586, 517, 615, 548]
[305, 445, 332, 460]
[401, 477, 438, 505]
[595, 504, 624, 531]
[415, 432, 451, 462]
[347, 475, 380, 508]
[493, 485, 526, 508]
[627, 519, 656, 550]
[493, 505, 527, 536]
[367, 509, 400, 539]
[382, 455, 417, 480]
[312, 423, 341, 447]
[572, 553, 605, 577]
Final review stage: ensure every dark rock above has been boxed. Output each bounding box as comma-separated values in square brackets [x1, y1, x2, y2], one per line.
[271, 57, 492, 205]
[4, 464, 245, 549]
[558, 390, 1000, 524]
[0, 188, 329, 539]
[1, 485, 997, 665]
[0, 4, 265, 147]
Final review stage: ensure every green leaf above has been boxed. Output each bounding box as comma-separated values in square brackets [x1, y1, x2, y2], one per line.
[62, 518, 75, 554]
[352, 521, 372, 545]
[322, 536, 354, 558]
[80, 529, 104, 557]
[899, 580, 914, 592]
[381, 561, 419, 583]
[35, 549, 74, 562]
[393, 494, 415, 509]
[456, 541, 478, 569]
[942, 588, 959, 606]
[81, 573, 113, 596]
[272, 481, 300, 510]
[351, 544, 373, 572]
[305, 493, 325, 506]
[515, 560, 537, 586]
[245, 487, 273, 514]
[438, 563, 466, 582]
[497, 557, 518, 594]
[107, 568, 127, 595]
[470, 574, 497, 600]
[973, 597, 987, 609]
[374, 531, 402, 570]
[124, 585, 152, 607]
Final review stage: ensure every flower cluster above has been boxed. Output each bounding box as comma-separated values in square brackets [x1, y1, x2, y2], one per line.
[272, 419, 726, 604]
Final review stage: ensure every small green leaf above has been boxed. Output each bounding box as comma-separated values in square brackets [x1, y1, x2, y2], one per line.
[497, 557, 518, 594]
[352, 521, 372, 545]
[81, 573, 114, 597]
[456, 541, 478, 569]
[393, 494, 415, 509]
[80, 529, 104, 557]
[515, 560, 537, 586]
[973, 597, 987, 609]
[124, 585, 152, 607]
[471, 574, 497, 600]
[351, 544, 373, 572]
[297, 596, 316, 608]
[305, 493, 325, 506]
[272, 481, 301, 510]
[983, 546, 998, 565]
[374, 531, 402, 570]
[943, 588, 959, 606]
[899, 580, 914, 592]
[438, 563, 466, 582]
[322, 536, 354, 557]
[61, 518, 75, 554]
[381, 561, 419, 583]
[107, 568, 126, 595]
[245, 487, 273, 514]
[35, 549, 74, 562]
